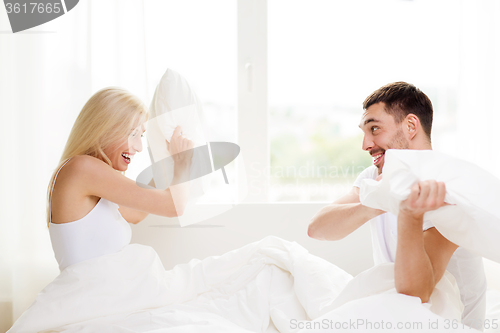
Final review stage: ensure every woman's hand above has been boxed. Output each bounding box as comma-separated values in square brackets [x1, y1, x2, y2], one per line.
[165, 126, 194, 214]
[166, 126, 194, 165]
[399, 180, 447, 221]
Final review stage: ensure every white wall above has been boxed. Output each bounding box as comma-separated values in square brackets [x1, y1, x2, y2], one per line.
[2, 0, 500, 331]
[131, 203, 374, 276]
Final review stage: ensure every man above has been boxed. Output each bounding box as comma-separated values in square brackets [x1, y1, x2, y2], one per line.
[308, 82, 486, 327]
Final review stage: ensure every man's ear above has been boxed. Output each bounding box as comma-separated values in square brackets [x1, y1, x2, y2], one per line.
[405, 114, 419, 140]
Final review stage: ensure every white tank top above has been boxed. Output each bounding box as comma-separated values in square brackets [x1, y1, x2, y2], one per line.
[48, 157, 132, 271]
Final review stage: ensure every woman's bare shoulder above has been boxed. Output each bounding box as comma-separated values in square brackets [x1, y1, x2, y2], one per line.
[69, 154, 107, 167]
[57, 154, 177, 218]
[56, 155, 108, 191]
[51, 156, 106, 223]
[62, 155, 108, 177]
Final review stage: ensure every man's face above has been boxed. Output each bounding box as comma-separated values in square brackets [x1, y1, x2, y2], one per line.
[359, 102, 409, 173]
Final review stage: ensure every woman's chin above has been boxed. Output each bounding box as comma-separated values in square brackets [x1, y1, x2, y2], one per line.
[113, 162, 128, 172]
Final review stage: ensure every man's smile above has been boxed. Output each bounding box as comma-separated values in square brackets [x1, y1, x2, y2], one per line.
[371, 150, 385, 166]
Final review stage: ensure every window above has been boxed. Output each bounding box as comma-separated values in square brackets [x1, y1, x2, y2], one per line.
[127, 0, 238, 203]
[129, 0, 491, 204]
[268, 0, 461, 202]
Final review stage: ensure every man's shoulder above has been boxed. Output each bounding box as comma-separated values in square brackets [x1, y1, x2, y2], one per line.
[353, 165, 378, 188]
[361, 165, 378, 178]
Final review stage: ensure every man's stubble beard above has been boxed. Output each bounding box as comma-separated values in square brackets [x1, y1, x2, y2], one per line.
[377, 128, 409, 173]
[387, 128, 410, 150]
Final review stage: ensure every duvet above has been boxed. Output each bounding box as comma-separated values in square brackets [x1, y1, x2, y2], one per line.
[8, 236, 479, 333]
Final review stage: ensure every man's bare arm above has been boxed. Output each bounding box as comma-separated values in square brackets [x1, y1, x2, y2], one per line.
[307, 186, 385, 241]
[395, 181, 458, 303]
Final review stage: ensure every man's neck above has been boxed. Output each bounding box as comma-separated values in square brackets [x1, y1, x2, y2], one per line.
[409, 137, 432, 150]
[412, 144, 432, 150]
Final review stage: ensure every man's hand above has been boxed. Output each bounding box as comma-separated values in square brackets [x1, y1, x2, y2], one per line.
[399, 180, 446, 221]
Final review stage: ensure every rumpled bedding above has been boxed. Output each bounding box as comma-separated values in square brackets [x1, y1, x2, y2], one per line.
[360, 149, 500, 263]
[8, 236, 479, 333]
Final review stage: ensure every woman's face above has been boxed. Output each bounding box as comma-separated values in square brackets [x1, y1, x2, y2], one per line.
[105, 123, 146, 171]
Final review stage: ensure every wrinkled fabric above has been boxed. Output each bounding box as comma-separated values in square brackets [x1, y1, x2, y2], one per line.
[359, 149, 500, 263]
[8, 236, 471, 333]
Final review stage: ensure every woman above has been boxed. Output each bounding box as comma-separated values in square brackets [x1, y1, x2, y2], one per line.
[46, 87, 193, 271]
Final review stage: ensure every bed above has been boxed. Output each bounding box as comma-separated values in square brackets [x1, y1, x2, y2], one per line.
[7, 203, 500, 333]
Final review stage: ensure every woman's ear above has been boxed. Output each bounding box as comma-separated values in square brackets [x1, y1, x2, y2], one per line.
[405, 114, 419, 140]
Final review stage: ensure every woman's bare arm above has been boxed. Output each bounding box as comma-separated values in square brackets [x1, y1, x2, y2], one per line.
[70, 155, 190, 218]
[74, 127, 193, 219]
[118, 207, 148, 224]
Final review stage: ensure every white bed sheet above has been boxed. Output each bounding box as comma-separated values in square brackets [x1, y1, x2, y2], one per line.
[8, 236, 483, 333]
[486, 290, 500, 333]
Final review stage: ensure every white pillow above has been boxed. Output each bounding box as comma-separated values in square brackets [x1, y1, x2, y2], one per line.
[144, 69, 242, 226]
[484, 258, 500, 292]
[147, 68, 211, 188]
[359, 149, 500, 263]
[144, 69, 214, 224]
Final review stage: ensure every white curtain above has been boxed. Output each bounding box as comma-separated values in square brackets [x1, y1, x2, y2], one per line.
[455, 0, 500, 178]
[0, 0, 147, 328]
[1, 0, 500, 331]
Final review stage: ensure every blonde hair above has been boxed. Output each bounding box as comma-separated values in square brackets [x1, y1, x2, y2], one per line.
[46, 87, 149, 227]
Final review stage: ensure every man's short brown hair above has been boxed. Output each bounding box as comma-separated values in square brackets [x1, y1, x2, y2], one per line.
[363, 82, 433, 140]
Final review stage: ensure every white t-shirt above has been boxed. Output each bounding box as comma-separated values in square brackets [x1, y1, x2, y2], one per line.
[353, 166, 487, 327]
